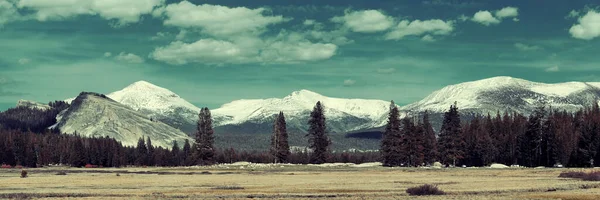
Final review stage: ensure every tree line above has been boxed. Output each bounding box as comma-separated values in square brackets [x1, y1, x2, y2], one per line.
[2, 99, 600, 168]
[380, 101, 600, 168]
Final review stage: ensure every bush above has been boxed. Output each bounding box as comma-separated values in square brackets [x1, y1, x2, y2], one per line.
[1, 164, 11, 169]
[406, 184, 445, 196]
[558, 171, 587, 179]
[20, 170, 28, 178]
[559, 171, 600, 181]
[583, 171, 600, 181]
[84, 164, 98, 168]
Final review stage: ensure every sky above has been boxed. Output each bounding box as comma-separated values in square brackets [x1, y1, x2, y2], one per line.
[1, 0, 600, 111]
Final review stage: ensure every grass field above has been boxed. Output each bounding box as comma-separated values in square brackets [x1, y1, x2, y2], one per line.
[1, 164, 600, 199]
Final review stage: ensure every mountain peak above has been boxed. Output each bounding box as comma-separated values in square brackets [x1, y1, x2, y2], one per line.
[125, 80, 165, 91]
[289, 89, 324, 99]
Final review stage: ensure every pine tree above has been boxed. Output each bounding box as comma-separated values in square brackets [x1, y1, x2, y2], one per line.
[307, 101, 330, 164]
[171, 141, 181, 166]
[135, 137, 147, 166]
[421, 111, 438, 165]
[381, 101, 402, 167]
[182, 139, 192, 166]
[195, 107, 215, 165]
[146, 136, 155, 166]
[406, 118, 424, 166]
[437, 102, 465, 167]
[270, 111, 290, 163]
[518, 106, 545, 167]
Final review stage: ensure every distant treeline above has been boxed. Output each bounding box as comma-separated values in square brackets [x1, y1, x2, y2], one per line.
[2, 99, 600, 168]
[380, 101, 600, 168]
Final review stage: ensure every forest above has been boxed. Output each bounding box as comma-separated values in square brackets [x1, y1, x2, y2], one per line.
[1, 99, 600, 168]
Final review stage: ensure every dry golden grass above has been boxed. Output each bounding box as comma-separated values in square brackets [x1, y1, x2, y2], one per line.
[1, 166, 600, 199]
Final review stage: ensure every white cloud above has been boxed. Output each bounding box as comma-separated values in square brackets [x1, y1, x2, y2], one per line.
[303, 19, 316, 26]
[421, 35, 436, 42]
[343, 79, 356, 86]
[260, 41, 337, 63]
[103, 52, 112, 57]
[385, 19, 454, 40]
[495, 7, 518, 19]
[569, 10, 600, 40]
[150, 39, 245, 65]
[514, 43, 541, 51]
[331, 10, 394, 33]
[0, 0, 22, 26]
[159, 1, 287, 36]
[472, 11, 500, 26]
[471, 7, 519, 26]
[545, 66, 560, 72]
[115, 52, 144, 63]
[457, 14, 470, 22]
[150, 36, 337, 65]
[17, 0, 165, 25]
[567, 10, 580, 19]
[18, 58, 30, 65]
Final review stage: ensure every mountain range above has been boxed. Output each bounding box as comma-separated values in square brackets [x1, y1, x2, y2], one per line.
[14, 76, 600, 150]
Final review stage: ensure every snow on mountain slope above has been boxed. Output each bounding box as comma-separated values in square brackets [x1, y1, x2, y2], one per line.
[108, 81, 200, 115]
[56, 92, 192, 148]
[65, 81, 202, 133]
[400, 76, 600, 115]
[212, 89, 391, 133]
[16, 99, 51, 111]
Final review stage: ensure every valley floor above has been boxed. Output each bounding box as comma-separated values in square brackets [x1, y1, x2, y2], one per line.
[1, 164, 600, 199]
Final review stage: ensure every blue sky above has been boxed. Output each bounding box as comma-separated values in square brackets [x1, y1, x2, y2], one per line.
[1, 0, 600, 110]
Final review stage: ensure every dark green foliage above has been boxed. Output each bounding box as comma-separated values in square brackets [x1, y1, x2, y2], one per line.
[0, 101, 68, 133]
[421, 111, 438, 165]
[135, 138, 147, 166]
[307, 101, 330, 164]
[195, 107, 215, 165]
[518, 106, 545, 167]
[381, 101, 402, 167]
[402, 117, 423, 167]
[438, 103, 465, 166]
[270, 112, 290, 163]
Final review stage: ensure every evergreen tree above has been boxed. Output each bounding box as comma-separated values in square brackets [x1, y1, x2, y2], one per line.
[195, 107, 215, 165]
[146, 136, 155, 166]
[381, 101, 402, 167]
[405, 118, 424, 166]
[421, 111, 438, 165]
[437, 102, 465, 166]
[69, 138, 86, 167]
[171, 141, 181, 166]
[270, 111, 290, 163]
[182, 139, 192, 166]
[518, 106, 545, 167]
[307, 101, 330, 164]
[135, 137, 147, 166]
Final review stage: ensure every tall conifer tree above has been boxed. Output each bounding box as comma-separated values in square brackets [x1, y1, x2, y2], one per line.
[195, 107, 215, 165]
[421, 111, 438, 165]
[270, 112, 290, 163]
[438, 102, 464, 166]
[381, 101, 402, 167]
[307, 101, 330, 164]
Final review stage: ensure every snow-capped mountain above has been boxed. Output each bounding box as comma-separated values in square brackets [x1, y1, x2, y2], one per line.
[107, 81, 201, 133]
[56, 92, 192, 148]
[212, 89, 392, 133]
[400, 76, 600, 116]
[66, 81, 202, 133]
[65, 81, 392, 134]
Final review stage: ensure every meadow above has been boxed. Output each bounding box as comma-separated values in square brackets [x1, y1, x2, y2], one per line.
[1, 164, 600, 199]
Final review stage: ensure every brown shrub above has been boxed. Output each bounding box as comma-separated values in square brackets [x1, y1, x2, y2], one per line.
[406, 184, 446, 196]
